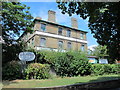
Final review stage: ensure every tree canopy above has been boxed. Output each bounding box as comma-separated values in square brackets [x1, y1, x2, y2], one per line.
[2, 2, 33, 44]
[57, 2, 120, 62]
[88, 45, 108, 58]
[2, 2, 33, 64]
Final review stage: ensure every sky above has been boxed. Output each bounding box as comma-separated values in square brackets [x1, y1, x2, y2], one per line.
[21, 2, 98, 47]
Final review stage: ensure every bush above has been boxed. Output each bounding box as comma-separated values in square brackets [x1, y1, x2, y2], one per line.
[54, 51, 91, 77]
[36, 51, 61, 66]
[110, 64, 120, 74]
[91, 64, 105, 75]
[91, 64, 120, 75]
[2, 61, 22, 80]
[24, 63, 50, 79]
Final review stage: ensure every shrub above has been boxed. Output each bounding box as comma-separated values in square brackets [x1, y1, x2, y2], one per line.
[91, 64, 105, 75]
[91, 64, 120, 75]
[110, 64, 120, 74]
[54, 51, 91, 77]
[2, 61, 22, 80]
[36, 51, 62, 66]
[24, 63, 50, 79]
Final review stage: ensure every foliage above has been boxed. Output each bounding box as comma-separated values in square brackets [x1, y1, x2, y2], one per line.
[91, 64, 120, 75]
[57, 2, 120, 62]
[36, 50, 61, 66]
[24, 63, 50, 79]
[92, 45, 108, 58]
[88, 45, 108, 59]
[2, 61, 22, 80]
[2, 2, 33, 64]
[2, 41, 26, 65]
[110, 64, 120, 74]
[2, 2, 33, 44]
[54, 51, 91, 76]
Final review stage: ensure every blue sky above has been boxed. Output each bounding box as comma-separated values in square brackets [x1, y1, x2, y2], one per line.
[22, 2, 98, 47]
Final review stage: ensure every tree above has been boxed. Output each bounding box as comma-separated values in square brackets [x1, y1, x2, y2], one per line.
[57, 2, 120, 62]
[2, 2, 33, 64]
[89, 45, 108, 58]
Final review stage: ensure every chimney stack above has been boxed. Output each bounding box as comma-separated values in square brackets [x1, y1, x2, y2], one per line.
[48, 10, 56, 23]
[71, 17, 78, 29]
[35, 17, 42, 20]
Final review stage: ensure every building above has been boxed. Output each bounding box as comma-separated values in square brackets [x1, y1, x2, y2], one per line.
[22, 10, 88, 52]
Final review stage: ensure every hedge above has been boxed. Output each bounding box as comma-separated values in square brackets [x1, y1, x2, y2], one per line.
[91, 64, 120, 75]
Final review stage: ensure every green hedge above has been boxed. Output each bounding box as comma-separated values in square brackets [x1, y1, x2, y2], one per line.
[36, 51, 61, 66]
[2, 61, 22, 80]
[54, 51, 91, 76]
[24, 63, 50, 79]
[91, 64, 120, 75]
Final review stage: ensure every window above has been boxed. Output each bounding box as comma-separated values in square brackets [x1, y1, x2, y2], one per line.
[67, 30, 71, 37]
[67, 42, 72, 50]
[41, 23, 46, 31]
[58, 41, 63, 49]
[58, 27, 62, 35]
[40, 38, 46, 47]
[80, 33, 84, 39]
[81, 45, 85, 51]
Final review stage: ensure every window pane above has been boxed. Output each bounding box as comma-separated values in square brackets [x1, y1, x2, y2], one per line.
[41, 24, 46, 31]
[80, 33, 84, 39]
[40, 38, 46, 46]
[58, 28, 62, 35]
[67, 42, 72, 50]
[67, 30, 71, 37]
[58, 41, 63, 49]
[81, 45, 85, 51]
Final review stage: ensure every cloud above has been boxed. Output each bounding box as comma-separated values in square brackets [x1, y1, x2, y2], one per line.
[88, 45, 98, 51]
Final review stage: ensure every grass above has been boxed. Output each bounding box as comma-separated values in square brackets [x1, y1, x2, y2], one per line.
[2, 74, 120, 88]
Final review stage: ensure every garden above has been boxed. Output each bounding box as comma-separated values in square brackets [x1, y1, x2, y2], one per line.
[2, 50, 120, 88]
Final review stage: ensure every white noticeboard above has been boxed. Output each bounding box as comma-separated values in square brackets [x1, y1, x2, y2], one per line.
[19, 52, 35, 61]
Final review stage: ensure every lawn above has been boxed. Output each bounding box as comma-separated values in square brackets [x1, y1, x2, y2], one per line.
[2, 74, 120, 88]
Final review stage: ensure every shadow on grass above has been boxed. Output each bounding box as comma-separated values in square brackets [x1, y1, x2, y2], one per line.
[75, 75, 120, 84]
[2, 80, 19, 86]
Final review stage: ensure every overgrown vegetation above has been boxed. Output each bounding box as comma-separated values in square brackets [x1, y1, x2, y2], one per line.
[24, 63, 50, 79]
[2, 61, 22, 80]
[91, 64, 120, 75]
[54, 51, 91, 76]
[2, 51, 120, 80]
